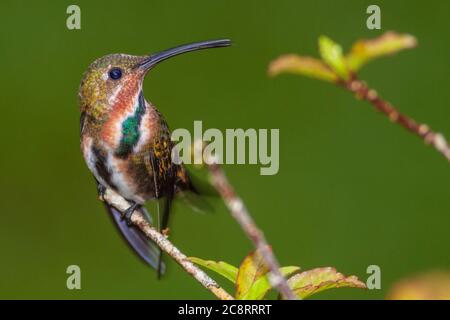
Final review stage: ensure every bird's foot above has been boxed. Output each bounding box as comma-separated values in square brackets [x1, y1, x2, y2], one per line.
[96, 182, 107, 201]
[162, 227, 170, 237]
[123, 202, 140, 226]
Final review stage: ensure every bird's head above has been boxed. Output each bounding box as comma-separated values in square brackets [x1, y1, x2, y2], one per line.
[78, 39, 231, 119]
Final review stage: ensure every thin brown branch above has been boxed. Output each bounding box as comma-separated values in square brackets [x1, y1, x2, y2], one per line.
[342, 77, 450, 162]
[205, 157, 297, 300]
[101, 188, 234, 300]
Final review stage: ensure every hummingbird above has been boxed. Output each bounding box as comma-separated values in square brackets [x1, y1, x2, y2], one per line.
[78, 39, 231, 275]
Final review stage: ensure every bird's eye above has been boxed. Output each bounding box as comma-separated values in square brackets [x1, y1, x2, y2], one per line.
[108, 68, 122, 80]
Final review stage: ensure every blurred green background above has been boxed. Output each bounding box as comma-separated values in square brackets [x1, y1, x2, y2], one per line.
[0, 0, 449, 299]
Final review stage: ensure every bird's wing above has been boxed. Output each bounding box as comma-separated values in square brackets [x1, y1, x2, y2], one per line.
[143, 132, 176, 277]
[146, 120, 215, 215]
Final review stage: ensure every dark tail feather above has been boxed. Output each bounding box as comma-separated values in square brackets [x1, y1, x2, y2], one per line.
[103, 202, 166, 274]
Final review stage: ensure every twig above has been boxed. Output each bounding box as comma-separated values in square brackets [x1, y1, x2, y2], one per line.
[102, 188, 234, 300]
[205, 155, 297, 300]
[342, 77, 450, 162]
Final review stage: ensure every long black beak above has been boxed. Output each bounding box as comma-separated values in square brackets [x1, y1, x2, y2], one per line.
[138, 39, 231, 71]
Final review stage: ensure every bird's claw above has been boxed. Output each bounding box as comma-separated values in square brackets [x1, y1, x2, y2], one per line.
[123, 203, 140, 227]
[97, 183, 107, 201]
[162, 227, 170, 237]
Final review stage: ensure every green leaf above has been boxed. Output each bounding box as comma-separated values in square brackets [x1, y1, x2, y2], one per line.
[280, 266, 302, 278]
[235, 250, 269, 299]
[189, 257, 239, 283]
[287, 267, 366, 299]
[268, 54, 338, 82]
[346, 32, 417, 72]
[241, 266, 301, 300]
[318, 36, 350, 80]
